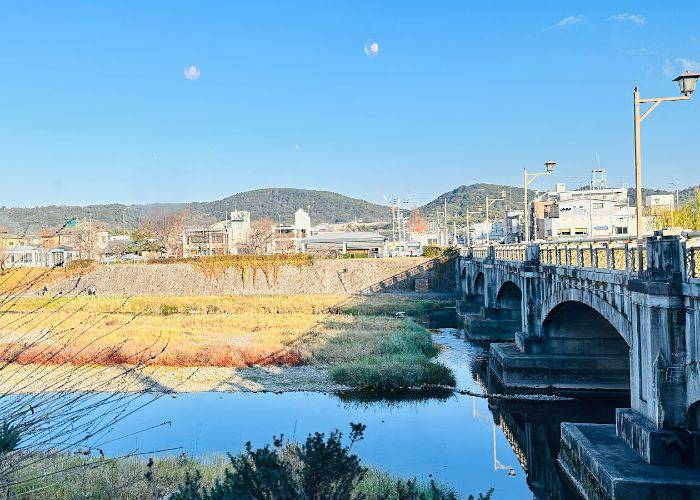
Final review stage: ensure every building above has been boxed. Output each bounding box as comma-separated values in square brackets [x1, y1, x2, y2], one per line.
[503, 210, 525, 243]
[645, 194, 676, 213]
[47, 245, 79, 267]
[0, 232, 25, 251]
[302, 231, 388, 257]
[3, 245, 46, 268]
[532, 179, 641, 240]
[273, 209, 312, 253]
[182, 211, 251, 257]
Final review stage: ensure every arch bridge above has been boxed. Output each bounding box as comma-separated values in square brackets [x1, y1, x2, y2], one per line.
[457, 232, 700, 497]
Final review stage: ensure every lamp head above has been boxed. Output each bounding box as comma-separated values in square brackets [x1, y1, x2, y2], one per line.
[674, 70, 700, 96]
[545, 160, 556, 173]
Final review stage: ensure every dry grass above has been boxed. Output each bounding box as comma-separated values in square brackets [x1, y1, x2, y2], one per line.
[0, 295, 417, 369]
[0, 261, 98, 294]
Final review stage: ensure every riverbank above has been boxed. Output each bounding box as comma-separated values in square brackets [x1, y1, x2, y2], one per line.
[0, 294, 455, 393]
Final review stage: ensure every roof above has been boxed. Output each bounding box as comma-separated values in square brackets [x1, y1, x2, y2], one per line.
[4, 245, 43, 253]
[0, 233, 22, 239]
[303, 231, 387, 244]
[50, 245, 76, 252]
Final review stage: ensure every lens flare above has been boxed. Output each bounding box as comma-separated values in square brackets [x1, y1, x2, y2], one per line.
[184, 65, 201, 80]
[363, 40, 379, 58]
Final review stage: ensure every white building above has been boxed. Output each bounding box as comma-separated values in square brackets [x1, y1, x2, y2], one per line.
[533, 180, 643, 239]
[274, 209, 312, 253]
[182, 211, 251, 257]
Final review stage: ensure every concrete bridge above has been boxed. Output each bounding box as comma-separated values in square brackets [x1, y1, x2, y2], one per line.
[456, 231, 700, 498]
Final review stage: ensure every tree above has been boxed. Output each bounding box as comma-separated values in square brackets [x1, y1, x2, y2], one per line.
[654, 189, 700, 231]
[246, 218, 276, 255]
[140, 210, 190, 257]
[408, 208, 428, 234]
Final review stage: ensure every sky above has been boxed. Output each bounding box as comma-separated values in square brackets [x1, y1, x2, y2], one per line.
[1, 1, 699, 207]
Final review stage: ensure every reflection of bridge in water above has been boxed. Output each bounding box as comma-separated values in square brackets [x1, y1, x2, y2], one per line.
[457, 232, 700, 498]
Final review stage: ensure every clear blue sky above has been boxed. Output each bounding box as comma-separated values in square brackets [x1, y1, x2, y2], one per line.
[2, 1, 699, 207]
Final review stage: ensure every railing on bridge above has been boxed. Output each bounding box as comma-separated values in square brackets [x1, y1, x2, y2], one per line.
[686, 232, 700, 280]
[462, 233, 700, 279]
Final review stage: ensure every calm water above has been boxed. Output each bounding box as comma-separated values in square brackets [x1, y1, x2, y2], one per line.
[80, 315, 628, 500]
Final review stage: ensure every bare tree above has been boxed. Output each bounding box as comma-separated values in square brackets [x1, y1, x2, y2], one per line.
[246, 218, 275, 255]
[140, 210, 191, 257]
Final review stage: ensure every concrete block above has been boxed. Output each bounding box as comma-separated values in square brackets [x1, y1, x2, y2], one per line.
[559, 422, 700, 499]
[616, 408, 694, 466]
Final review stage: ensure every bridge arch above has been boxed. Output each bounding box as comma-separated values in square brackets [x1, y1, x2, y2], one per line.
[541, 288, 632, 346]
[496, 281, 522, 322]
[688, 401, 700, 431]
[542, 300, 630, 359]
[474, 272, 485, 296]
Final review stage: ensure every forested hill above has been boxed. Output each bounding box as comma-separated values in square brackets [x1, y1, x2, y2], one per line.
[419, 183, 699, 222]
[0, 188, 390, 234]
[419, 183, 525, 221]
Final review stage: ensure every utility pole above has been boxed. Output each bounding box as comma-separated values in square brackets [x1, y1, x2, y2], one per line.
[443, 199, 448, 245]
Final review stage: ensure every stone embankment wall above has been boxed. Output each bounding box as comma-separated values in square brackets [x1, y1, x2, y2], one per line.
[53, 257, 455, 296]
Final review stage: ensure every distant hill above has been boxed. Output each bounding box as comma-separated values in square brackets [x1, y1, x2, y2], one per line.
[419, 183, 700, 222]
[0, 188, 390, 234]
[419, 183, 526, 222]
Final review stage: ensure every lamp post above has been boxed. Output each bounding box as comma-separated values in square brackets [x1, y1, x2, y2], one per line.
[464, 207, 481, 247]
[523, 161, 556, 242]
[485, 191, 506, 244]
[633, 70, 699, 239]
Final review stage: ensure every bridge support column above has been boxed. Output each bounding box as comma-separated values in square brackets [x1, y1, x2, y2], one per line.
[516, 244, 543, 352]
[559, 234, 700, 499]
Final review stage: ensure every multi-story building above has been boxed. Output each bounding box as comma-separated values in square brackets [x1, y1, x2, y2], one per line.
[182, 211, 251, 257]
[273, 209, 312, 253]
[533, 181, 639, 239]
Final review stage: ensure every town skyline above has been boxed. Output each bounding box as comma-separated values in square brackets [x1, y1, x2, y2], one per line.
[2, 1, 699, 207]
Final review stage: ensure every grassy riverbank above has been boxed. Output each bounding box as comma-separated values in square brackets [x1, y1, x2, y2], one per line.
[0, 294, 455, 393]
[6, 454, 462, 500]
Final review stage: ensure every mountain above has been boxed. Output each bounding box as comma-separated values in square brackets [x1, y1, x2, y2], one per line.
[419, 183, 526, 222]
[419, 183, 700, 222]
[0, 188, 390, 234]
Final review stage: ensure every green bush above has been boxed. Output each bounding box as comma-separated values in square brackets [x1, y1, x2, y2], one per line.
[331, 355, 455, 391]
[422, 246, 459, 258]
[160, 303, 179, 316]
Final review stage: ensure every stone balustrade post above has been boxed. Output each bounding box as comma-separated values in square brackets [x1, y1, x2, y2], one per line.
[629, 232, 687, 430]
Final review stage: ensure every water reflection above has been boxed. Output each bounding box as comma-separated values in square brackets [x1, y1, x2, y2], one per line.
[23, 311, 630, 499]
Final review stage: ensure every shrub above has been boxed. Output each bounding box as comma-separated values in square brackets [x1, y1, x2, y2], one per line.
[160, 303, 178, 316]
[172, 424, 367, 500]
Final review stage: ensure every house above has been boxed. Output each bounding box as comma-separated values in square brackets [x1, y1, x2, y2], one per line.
[48, 245, 79, 267]
[302, 231, 388, 257]
[0, 232, 25, 251]
[2, 245, 46, 268]
[182, 211, 251, 257]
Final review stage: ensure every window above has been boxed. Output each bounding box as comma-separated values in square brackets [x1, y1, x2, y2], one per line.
[615, 227, 628, 235]
[574, 228, 587, 235]
[557, 229, 572, 236]
[593, 202, 604, 209]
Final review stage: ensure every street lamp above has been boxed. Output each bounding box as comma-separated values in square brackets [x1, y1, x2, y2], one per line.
[523, 161, 556, 242]
[464, 206, 481, 247]
[485, 191, 506, 244]
[633, 70, 699, 239]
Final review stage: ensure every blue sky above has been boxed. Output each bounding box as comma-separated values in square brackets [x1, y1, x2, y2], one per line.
[1, 1, 699, 207]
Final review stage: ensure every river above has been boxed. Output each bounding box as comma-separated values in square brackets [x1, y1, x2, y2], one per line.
[89, 310, 628, 499]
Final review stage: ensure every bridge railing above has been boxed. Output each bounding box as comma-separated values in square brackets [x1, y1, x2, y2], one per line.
[539, 240, 646, 273]
[686, 233, 700, 280]
[462, 237, 647, 274]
